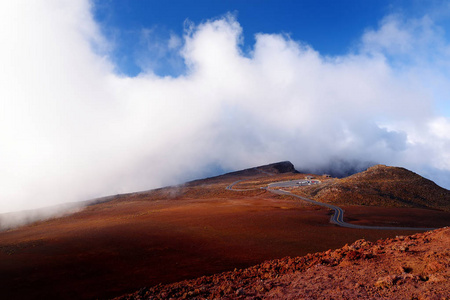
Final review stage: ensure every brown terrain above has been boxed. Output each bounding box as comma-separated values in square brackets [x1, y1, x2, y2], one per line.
[117, 227, 450, 300]
[294, 164, 450, 211]
[0, 162, 449, 299]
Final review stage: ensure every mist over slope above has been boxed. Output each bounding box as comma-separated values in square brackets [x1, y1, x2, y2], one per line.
[3, 160, 448, 299]
[2, 1, 450, 213]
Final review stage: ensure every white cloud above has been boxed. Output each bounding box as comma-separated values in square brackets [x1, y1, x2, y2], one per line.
[362, 15, 415, 55]
[168, 33, 182, 50]
[1, 1, 450, 219]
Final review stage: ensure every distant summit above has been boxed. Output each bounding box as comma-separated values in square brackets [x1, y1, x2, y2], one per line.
[188, 161, 297, 185]
[223, 161, 297, 177]
[300, 164, 450, 211]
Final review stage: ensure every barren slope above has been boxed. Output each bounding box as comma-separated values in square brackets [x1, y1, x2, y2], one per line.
[297, 165, 450, 211]
[117, 227, 450, 299]
[1, 162, 449, 299]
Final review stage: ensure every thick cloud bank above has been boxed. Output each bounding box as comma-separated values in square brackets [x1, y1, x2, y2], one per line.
[1, 1, 450, 215]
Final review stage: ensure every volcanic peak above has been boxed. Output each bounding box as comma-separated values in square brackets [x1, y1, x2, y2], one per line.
[222, 161, 297, 176]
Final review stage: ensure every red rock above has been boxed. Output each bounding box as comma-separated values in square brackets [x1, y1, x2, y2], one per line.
[115, 228, 450, 300]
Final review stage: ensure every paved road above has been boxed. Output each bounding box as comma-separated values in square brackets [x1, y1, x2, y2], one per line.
[268, 179, 320, 188]
[225, 180, 249, 192]
[226, 180, 435, 231]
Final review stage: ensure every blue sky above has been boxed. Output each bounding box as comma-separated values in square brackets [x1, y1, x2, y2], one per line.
[93, 0, 439, 77]
[92, 0, 450, 116]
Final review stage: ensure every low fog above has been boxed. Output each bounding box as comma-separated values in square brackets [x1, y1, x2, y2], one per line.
[1, 1, 450, 221]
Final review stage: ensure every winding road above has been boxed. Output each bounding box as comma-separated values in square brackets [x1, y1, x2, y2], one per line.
[226, 179, 435, 231]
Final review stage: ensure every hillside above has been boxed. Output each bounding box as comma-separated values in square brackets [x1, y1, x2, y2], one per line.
[1, 162, 449, 299]
[116, 227, 450, 299]
[186, 161, 297, 185]
[297, 165, 450, 211]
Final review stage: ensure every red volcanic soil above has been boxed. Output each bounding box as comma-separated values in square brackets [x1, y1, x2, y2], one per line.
[0, 164, 449, 299]
[118, 227, 450, 299]
[343, 206, 450, 228]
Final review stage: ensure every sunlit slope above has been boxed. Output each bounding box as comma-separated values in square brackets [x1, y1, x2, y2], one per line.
[299, 165, 450, 211]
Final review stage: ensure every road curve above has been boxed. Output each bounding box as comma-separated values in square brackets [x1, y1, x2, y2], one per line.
[226, 180, 435, 231]
[225, 180, 249, 192]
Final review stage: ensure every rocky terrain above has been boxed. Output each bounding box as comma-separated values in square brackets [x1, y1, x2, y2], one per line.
[116, 227, 450, 300]
[297, 165, 450, 211]
[1, 162, 449, 299]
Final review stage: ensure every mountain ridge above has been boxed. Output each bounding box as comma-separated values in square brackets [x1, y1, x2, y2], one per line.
[186, 161, 297, 186]
[296, 164, 450, 211]
[1, 161, 449, 299]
